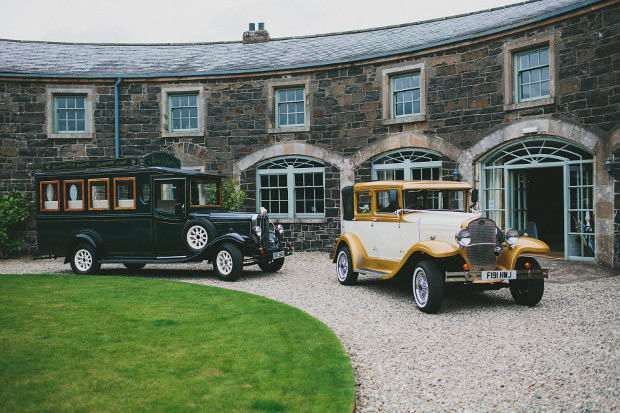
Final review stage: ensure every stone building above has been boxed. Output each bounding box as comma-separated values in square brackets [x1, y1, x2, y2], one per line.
[0, 0, 618, 269]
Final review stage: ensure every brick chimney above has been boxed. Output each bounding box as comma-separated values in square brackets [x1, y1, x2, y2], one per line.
[243, 22, 270, 44]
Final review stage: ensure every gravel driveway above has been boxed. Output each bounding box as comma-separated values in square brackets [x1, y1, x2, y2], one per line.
[2, 253, 619, 411]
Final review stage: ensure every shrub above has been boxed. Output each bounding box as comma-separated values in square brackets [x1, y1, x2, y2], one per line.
[0, 190, 32, 258]
[221, 179, 247, 212]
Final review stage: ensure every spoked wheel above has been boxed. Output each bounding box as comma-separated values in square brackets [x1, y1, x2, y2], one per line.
[412, 261, 444, 314]
[184, 220, 216, 253]
[336, 246, 358, 285]
[213, 243, 243, 281]
[70, 243, 101, 275]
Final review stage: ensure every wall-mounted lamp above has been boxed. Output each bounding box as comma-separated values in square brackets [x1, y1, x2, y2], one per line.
[604, 157, 614, 179]
[452, 167, 461, 181]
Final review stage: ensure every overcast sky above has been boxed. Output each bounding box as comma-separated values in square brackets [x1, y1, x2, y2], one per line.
[2, 0, 520, 44]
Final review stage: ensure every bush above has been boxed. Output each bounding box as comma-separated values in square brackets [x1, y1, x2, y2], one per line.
[221, 179, 247, 211]
[0, 190, 32, 258]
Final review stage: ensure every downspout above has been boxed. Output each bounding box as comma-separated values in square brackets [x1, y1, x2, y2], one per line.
[114, 77, 122, 158]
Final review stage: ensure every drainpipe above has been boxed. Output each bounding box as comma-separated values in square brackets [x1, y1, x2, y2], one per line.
[114, 78, 122, 158]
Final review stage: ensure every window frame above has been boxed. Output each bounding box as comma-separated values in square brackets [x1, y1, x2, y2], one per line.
[503, 34, 555, 111]
[266, 78, 311, 134]
[168, 93, 200, 133]
[256, 157, 326, 219]
[161, 85, 205, 138]
[382, 63, 426, 125]
[514, 47, 551, 103]
[46, 86, 96, 139]
[63, 180, 85, 212]
[54, 95, 87, 134]
[371, 149, 443, 181]
[190, 179, 222, 208]
[275, 87, 306, 128]
[113, 177, 137, 210]
[39, 180, 60, 212]
[390, 72, 422, 119]
[88, 178, 110, 211]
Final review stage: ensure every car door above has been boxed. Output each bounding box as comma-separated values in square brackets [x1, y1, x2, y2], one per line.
[153, 177, 187, 255]
[371, 188, 402, 260]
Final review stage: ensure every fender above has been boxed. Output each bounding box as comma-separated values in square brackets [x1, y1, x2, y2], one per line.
[199, 233, 249, 260]
[497, 237, 550, 270]
[374, 240, 461, 278]
[333, 233, 368, 272]
[64, 231, 104, 263]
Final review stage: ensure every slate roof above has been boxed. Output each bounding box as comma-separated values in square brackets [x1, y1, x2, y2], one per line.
[0, 0, 599, 78]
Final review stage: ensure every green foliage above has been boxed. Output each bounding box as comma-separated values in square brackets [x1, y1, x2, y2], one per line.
[0, 190, 32, 257]
[221, 178, 247, 211]
[0, 274, 355, 412]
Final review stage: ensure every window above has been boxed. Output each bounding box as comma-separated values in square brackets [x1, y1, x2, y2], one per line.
[40, 181, 60, 211]
[372, 150, 443, 181]
[276, 88, 305, 127]
[89, 179, 109, 210]
[64, 180, 84, 211]
[515, 47, 550, 102]
[191, 180, 221, 207]
[114, 178, 136, 210]
[155, 180, 185, 213]
[391, 73, 421, 118]
[257, 157, 325, 218]
[381, 63, 426, 124]
[266, 78, 311, 133]
[503, 35, 555, 110]
[46, 87, 96, 139]
[169, 94, 199, 132]
[376, 190, 399, 214]
[161, 85, 205, 138]
[55, 96, 86, 133]
[356, 192, 372, 214]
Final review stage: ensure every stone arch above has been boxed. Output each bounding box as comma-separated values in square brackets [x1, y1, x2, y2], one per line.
[351, 133, 462, 167]
[163, 142, 212, 169]
[234, 142, 354, 187]
[458, 119, 600, 184]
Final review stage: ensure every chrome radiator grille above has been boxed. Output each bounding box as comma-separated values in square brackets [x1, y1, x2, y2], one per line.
[258, 214, 270, 248]
[466, 218, 497, 269]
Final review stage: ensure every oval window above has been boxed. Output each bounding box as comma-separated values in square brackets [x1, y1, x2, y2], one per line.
[141, 184, 151, 203]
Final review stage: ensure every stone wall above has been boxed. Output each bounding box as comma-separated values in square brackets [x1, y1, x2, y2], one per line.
[614, 147, 620, 271]
[0, 4, 618, 255]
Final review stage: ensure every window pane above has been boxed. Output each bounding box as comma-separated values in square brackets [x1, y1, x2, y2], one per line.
[188, 95, 197, 106]
[173, 119, 180, 130]
[296, 89, 304, 101]
[404, 102, 412, 115]
[280, 104, 288, 114]
[413, 101, 421, 114]
[539, 49, 549, 66]
[57, 98, 66, 109]
[394, 77, 402, 90]
[411, 74, 420, 88]
[541, 80, 550, 96]
[396, 103, 403, 116]
[297, 113, 305, 125]
[521, 85, 530, 99]
[530, 52, 539, 67]
[519, 54, 528, 70]
[531, 82, 541, 97]
[403, 75, 411, 89]
[287, 89, 296, 101]
[541, 66, 550, 81]
[531, 69, 540, 82]
[278, 90, 286, 102]
[521, 71, 530, 84]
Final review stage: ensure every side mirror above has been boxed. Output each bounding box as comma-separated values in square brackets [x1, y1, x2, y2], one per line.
[471, 189, 479, 205]
[389, 189, 398, 205]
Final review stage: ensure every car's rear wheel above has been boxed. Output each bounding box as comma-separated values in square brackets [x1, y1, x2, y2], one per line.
[70, 243, 101, 275]
[412, 261, 444, 313]
[510, 257, 545, 306]
[213, 243, 243, 281]
[258, 258, 285, 272]
[336, 245, 358, 285]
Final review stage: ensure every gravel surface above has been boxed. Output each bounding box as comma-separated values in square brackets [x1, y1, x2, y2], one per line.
[1, 254, 619, 412]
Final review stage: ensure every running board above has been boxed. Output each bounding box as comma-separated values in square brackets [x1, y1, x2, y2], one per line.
[357, 268, 390, 277]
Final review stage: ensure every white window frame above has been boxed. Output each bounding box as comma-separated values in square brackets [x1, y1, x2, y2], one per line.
[266, 78, 311, 134]
[514, 47, 551, 103]
[275, 87, 306, 128]
[168, 93, 200, 133]
[372, 149, 442, 181]
[256, 157, 325, 218]
[382, 63, 426, 125]
[46, 86, 96, 139]
[390, 72, 422, 119]
[161, 85, 205, 138]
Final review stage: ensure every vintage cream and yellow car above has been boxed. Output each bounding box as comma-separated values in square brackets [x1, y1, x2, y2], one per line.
[333, 181, 550, 313]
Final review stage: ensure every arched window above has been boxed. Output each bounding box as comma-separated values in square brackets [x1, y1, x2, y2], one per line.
[257, 157, 325, 218]
[372, 149, 442, 180]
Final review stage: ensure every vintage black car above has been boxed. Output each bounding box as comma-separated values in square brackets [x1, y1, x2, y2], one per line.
[34, 152, 292, 280]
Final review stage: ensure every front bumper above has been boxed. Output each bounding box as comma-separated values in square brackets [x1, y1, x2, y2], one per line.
[445, 268, 548, 283]
[250, 243, 294, 264]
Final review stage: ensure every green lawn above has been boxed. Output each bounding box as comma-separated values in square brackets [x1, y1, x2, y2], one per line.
[0, 274, 354, 412]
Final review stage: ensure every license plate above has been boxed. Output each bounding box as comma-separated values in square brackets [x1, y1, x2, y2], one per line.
[481, 270, 516, 280]
[273, 251, 285, 259]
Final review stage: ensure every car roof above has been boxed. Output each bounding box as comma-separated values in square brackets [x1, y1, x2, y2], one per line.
[353, 180, 473, 190]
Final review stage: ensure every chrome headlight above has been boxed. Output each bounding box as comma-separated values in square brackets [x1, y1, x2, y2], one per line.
[253, 225, 262, 238]
[505, 228, 519, 246]
[276, 224, 284, 234]
[455, 229, 471, 247]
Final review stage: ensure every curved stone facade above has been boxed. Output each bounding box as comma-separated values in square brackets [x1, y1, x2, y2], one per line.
[0, 0, 618, 267]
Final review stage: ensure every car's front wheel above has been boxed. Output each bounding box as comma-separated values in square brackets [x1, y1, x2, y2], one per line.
[412, 261, 444, 313]
[510, 257, 544, 306]
[336, 245, 358, 285]
[258, 258, 285, 272]
[213, 243, 243, 281]
[70, 243, 101, 275]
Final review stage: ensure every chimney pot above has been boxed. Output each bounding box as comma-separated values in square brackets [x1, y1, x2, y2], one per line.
[249, 23, 256, 31]
[258, 22, 265, 30]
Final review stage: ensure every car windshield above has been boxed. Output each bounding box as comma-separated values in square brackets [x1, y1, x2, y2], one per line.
[402, 189, 467, 212]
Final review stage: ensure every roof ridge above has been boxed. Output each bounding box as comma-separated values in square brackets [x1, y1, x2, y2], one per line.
[0, 0, 541, 46]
